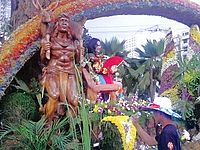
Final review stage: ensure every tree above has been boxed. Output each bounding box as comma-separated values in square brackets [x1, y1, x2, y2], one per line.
[124, 39, 165, 101]
[101, 37, 126, 56]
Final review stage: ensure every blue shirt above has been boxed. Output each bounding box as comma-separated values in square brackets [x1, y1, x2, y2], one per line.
[155, 124, 181, 150]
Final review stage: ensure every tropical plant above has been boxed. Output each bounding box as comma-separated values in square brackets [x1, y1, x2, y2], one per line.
[123, 39, 165, 101]
[101, 37, 126, 56]
[0, 117, 81, 150]
[173, 53, 200, 130]
[0, 91, 38, 125]
[0, 77, 41, 124]
[101, 121, 123, 150]
[174, 53, 200, 99]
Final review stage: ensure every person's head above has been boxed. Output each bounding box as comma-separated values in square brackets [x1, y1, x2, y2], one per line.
[153, 110, 172, 125]
[142, 97, 182, 124]
[87, 38, 102, 55]
[57, 12, 70, 32]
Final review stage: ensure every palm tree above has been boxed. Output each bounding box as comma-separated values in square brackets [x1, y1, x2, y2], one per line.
[124, 39, 165, 101]
[101, 37, 126, 57]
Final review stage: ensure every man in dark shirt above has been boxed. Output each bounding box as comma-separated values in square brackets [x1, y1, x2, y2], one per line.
[131, 97, 182, 150]
[155, 119, 181, 150]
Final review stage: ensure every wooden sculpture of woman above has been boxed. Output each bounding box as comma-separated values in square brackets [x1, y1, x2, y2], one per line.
[40, 12, 83, 122]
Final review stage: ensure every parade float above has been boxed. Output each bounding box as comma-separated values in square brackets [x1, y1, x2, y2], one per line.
[1, 0, 200, 149]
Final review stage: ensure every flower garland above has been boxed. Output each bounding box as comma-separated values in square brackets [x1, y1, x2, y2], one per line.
[102, 116, 136, 150]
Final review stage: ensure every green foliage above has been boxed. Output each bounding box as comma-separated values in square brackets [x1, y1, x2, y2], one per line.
[0, 92, 38, 124]
[173, 100, 196, 130]
[173, 53, 200, 129]
[175, 53, 200, 94]
[185, 72, 200, 98]
[101, 121, 123, 150]
[101, 37, 126, 56]
[0, 117, 78, 150]
[123, 39, 165, 98]
[74, 64, 91, 150]
[0, 77, 42, 124]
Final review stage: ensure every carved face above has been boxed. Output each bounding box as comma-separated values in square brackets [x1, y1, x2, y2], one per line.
[57, 17, 70, 32]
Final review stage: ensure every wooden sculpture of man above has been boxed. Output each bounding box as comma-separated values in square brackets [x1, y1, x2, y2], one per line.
[40, 12, 85, 122]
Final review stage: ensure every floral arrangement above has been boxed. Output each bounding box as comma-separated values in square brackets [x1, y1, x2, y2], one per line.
[1, 0, 200, 97]
[159, 30, 179, 103]
[92, 91, 148, 116]
[101, 115, 136, 150]
[160, 84, 180, 103]
[190, 25, 200, 45]
[189, 25, 200, 57]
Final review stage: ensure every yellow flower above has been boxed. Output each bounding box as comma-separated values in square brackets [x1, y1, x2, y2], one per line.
[160, 84, 179, 104]
[104, 104, 108, 108]
[108, 110, 112, 114]
[163, 49, 176, 63]
[190, 25, 200, 44]
[102, 116, 136, 150]
[93, 105, 99, 113]
[183, 72, 193, 83]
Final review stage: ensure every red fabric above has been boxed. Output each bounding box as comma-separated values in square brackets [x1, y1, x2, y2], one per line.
[149, 103, 160, 108]
[100, 56, 124, 74]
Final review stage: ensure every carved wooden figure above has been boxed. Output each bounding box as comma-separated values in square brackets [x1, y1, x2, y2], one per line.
[39, 12, 85, 122]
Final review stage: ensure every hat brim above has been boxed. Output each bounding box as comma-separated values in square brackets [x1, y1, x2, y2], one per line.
[140, 106, 182, 119]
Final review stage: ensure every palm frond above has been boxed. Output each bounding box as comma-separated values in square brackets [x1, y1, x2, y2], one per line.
[138, 72, 151, 92]
[102, 36, 125, 56]
[0, 117, 73, 149]
[11, 77, 31, 93]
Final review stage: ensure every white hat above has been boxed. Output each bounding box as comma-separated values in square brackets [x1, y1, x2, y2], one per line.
[142, 97, 182, 119]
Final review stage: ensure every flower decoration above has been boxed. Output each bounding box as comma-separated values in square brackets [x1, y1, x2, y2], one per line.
[102, 116, 136, 150]
[162, 49, 176, 64]
[0, 0, 200, 97]
[160, 84, 180, 104]
[190, 25, 200, 45]
[91, 90, 148, 117]
[189, 25, 200, 55]
[181, 129, 191, 142]
[159, 30, 179, 102]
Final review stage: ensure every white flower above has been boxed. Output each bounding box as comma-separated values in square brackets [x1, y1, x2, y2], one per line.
[182, 129, 190, 141]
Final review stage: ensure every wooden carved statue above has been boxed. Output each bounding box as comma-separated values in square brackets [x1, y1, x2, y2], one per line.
[33, 0, 86, 122]
[40, 12, 80, 121]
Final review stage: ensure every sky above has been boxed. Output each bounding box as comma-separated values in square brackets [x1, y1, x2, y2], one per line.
[85, 0, 200, 42]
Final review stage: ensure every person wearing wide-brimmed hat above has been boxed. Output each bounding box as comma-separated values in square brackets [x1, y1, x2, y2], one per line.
[131, 97, 182, 150]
